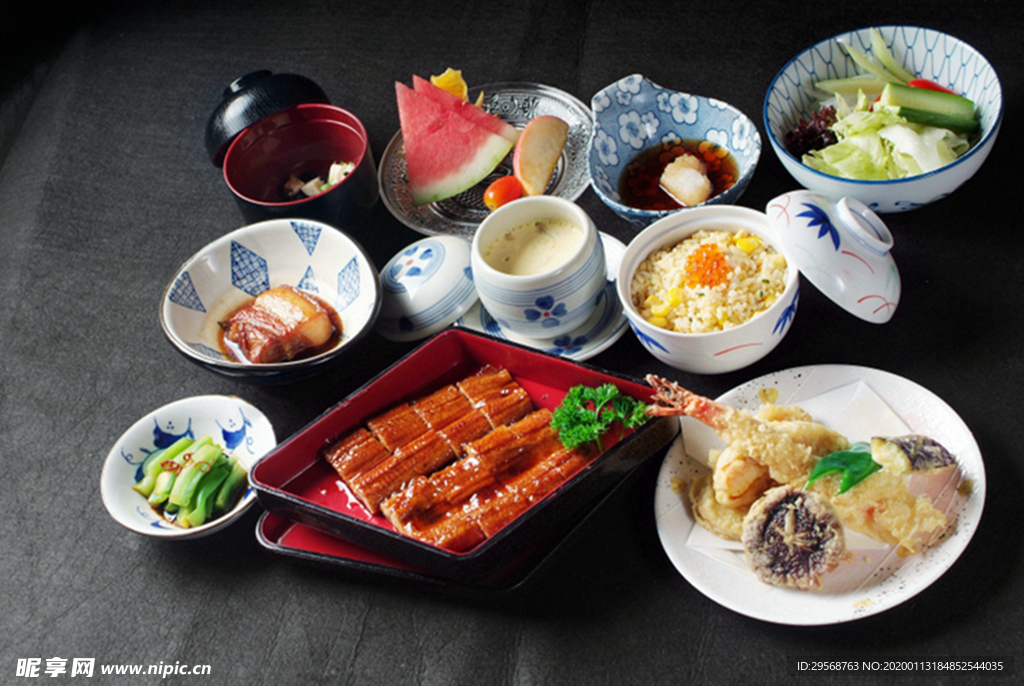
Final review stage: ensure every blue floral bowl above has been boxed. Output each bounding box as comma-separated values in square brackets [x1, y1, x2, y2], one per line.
[588, 75, 761, 228]
[160, 218, 381, 384]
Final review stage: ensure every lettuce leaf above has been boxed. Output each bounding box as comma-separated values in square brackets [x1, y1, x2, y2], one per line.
[801, 91, 971, 180]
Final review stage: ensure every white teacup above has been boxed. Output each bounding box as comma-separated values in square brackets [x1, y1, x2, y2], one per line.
[471, 196, 606, 339]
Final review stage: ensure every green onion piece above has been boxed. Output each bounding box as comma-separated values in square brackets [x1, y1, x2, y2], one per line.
[148, 436, 211, 506]
[132, 475, 158, 498]
[142, 436, 196, 480]
[134, 436, 200, 497]
[168, 443, 223, 508]
[136, 446, 169, 482]
[132, 446, 168, 497]
[182, 465, 231, 528]
[805, 442, 881, 494]
[213, 457, 249, 513]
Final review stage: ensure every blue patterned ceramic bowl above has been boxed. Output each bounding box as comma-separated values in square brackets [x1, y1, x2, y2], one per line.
[101, 395, 276, 538]
[160, 219, 381, 384]
[616, 205, 800, 374]
[764, 26, 1002, 213]
[588, 75, 761, 228]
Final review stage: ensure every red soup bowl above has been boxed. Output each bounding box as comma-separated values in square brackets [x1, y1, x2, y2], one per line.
[223, 103, 378, 233]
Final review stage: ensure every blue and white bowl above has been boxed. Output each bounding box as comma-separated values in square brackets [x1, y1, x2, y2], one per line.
[588, 74, 761, 227]
[471, 196, 606, 339]
[376, 235, 478, 342]
[160, 218, 381, 384]
[101, 395, 276, 538]
[616, 205, 800, 374]
[764, 26, 1003, 213]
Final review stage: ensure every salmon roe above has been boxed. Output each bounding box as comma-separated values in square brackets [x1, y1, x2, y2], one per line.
[684, 243, 731, 288]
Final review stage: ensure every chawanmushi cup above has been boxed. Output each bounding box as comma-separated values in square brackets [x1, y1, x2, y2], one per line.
[470, 196, 606, 339]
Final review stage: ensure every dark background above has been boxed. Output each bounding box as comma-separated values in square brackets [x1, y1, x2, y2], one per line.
[1, 1, 1020, 683]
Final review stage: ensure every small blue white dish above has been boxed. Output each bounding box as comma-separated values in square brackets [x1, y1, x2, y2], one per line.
[376, 235, 478, 342]
[160, 218, 381, 384]
[101, 395, 276, 538]
[588, 74, 761, 227]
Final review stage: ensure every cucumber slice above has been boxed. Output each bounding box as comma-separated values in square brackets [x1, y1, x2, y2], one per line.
[879, 82, 976, 121]
[814, 75, 886, 100]
[889, 106, 980, 135]
[839, 41, 904, 84]
[869, 28, 916, 83]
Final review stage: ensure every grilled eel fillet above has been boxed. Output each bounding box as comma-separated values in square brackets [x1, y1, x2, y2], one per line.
[322, 366, 534, 514]
[380, 409, 592, 552]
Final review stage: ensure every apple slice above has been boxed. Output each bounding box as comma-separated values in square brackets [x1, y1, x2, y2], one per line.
[512, 115, 569, 196]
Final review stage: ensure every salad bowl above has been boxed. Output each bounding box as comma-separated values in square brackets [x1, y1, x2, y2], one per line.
[588, 75, 761, 228]
[764, 26, 1002, 213]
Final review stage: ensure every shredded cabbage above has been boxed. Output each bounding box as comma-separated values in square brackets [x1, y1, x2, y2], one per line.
[802, 90, 971, 180]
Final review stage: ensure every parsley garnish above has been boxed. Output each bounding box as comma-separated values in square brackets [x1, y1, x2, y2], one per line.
[550, 384, 650, 451]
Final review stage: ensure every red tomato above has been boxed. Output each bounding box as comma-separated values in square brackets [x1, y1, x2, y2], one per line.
[907, 78, 958, 95]
[483, 176, 523, 211]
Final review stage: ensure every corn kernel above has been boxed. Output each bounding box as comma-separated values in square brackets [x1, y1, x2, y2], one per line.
[650, 303, 669, 317]
[648, 316, 668, 328]
[734, 235, 761, 254]
[667, 287, 682, 306]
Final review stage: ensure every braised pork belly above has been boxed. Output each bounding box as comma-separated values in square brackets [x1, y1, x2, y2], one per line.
[221, 285, 339, 364]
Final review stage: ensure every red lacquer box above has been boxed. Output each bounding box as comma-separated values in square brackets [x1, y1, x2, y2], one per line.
[250, 329, 678, 586]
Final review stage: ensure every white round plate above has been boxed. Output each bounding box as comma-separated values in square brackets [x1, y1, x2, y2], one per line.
[379, 82, 593, 240]
[101, 395, 277, 538]
[456, 233, 628, 361]
[654, 364, 985, 625]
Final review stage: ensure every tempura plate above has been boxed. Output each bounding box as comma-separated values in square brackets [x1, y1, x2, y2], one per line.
[654, 364, 985, 625]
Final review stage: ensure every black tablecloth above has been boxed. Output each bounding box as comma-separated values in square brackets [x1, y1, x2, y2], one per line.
[2, 1, 1021, 683]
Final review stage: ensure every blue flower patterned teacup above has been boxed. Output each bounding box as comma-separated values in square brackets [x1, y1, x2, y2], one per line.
[472, 196, 606, 339]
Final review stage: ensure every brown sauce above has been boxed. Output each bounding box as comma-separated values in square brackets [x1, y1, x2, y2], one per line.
[619, 138, 738, 211]
[218, 290, 342, 364]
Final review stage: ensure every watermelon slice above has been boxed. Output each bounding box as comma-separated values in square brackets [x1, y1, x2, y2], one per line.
[396, 81, 516, 206]
[412, 75, 520, 145]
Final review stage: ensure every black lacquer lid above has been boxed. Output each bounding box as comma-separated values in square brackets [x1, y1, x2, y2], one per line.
[205, 70, 330, 166]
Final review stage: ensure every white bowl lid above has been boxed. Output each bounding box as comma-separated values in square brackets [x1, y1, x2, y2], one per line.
[376, 235, 479, 342]
[766, 191, 900, 324]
